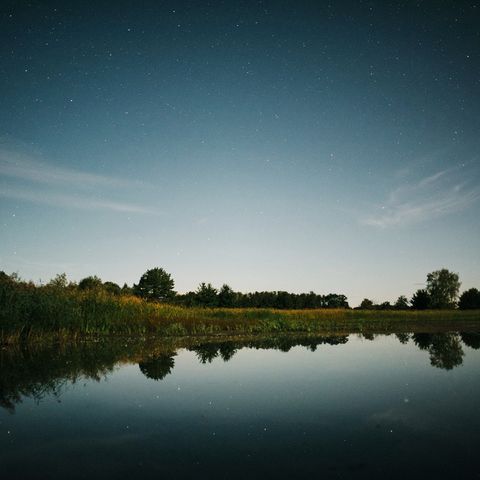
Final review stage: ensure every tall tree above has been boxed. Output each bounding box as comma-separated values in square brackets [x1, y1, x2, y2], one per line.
[426, 269, 461, 309]
[134, 268, 175, 301]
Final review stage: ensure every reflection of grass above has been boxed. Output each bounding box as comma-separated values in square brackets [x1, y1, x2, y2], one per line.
[1, 284, 479, 344]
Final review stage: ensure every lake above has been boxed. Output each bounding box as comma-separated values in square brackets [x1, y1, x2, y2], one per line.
[1, 331, 479, 479]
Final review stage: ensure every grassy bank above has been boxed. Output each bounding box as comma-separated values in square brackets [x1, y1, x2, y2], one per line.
[1, 282, 480, 344]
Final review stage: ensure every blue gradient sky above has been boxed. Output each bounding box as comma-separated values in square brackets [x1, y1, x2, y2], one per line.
[1, 1, 479, 306]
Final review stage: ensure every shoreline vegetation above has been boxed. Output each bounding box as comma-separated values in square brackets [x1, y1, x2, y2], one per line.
[1, 268, 480, 345]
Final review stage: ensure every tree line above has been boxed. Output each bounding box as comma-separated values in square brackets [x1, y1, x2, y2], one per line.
[1, 267, 479, 310]
[358, 268, 480, 310]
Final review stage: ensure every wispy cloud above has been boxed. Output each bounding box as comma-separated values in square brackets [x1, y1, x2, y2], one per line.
[361, 166, 480, 228]
[0, 187, 157, 214]
[0, 149, 142, 188]
[0, 147, 157, 215]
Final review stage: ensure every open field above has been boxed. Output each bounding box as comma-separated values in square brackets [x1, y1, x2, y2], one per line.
[1, 284, 479, 344]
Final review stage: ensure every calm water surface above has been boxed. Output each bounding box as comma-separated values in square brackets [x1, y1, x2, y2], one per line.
[1, 332, 479, 479]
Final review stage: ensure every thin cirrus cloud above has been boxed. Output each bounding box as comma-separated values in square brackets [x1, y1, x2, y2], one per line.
[0, 148, 157, 215]
[361, 167, 480, 228]
[0, 187, 157, 214]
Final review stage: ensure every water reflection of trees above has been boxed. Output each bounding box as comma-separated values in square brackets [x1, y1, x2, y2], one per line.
[1, 332, 479, 411]
[412, 333, 465, 370]
[189, 335, 349, 364]
[139, 354, 176, 380]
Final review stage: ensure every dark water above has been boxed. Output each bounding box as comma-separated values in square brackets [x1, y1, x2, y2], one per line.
[1, 332, 480, 479]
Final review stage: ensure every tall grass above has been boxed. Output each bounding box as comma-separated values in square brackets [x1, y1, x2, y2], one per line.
[1, 280, 479, 344]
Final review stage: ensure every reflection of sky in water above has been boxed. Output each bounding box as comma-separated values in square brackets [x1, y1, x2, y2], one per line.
[1, 334, 480, 478]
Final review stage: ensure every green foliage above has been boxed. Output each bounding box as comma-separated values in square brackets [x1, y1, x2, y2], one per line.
[78, 276, 103, 290]
[103, 281, 121, 295]
[48, 273, 69, 288]
[134, 268, 175, 301]
[458, 288, 480, 310]
[195, 282, 218, 307]
[426, 268, 461, 309]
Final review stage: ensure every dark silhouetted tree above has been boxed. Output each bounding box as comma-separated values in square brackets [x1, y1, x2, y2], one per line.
[134, 268, 175, 301]
[359, 298, 374, 309]
[411, 289, 430, 310]
[218, 284, 235, 307]
[426, 268, 460, 309]
[378, 301, 392, 310]
[458, 288, 480, 310]
[48, 273, 68, 288]
[394, 295, 409, 310]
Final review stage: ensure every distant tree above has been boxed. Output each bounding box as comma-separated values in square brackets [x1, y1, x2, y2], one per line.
[426, 268, 460, 309]
[378, 301, 392, 310]
[458, 288, 480, 310]
[218, 284, 236, 307]
[134, 268, 175, 301]
[411, 289, 430, 310]
[195, 282, 218, 307]
[78, 276, 103, 290]
[103, 281, 121, 295]
[48, 273, 68, 288]
[324, 293, 349, 308]
[359, 298, 374, 309]
[121, 283, 133, 295]
[394, 295, 410, 310]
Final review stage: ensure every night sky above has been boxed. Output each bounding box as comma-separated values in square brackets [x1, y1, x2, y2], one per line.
[1, 0, 479, 305]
